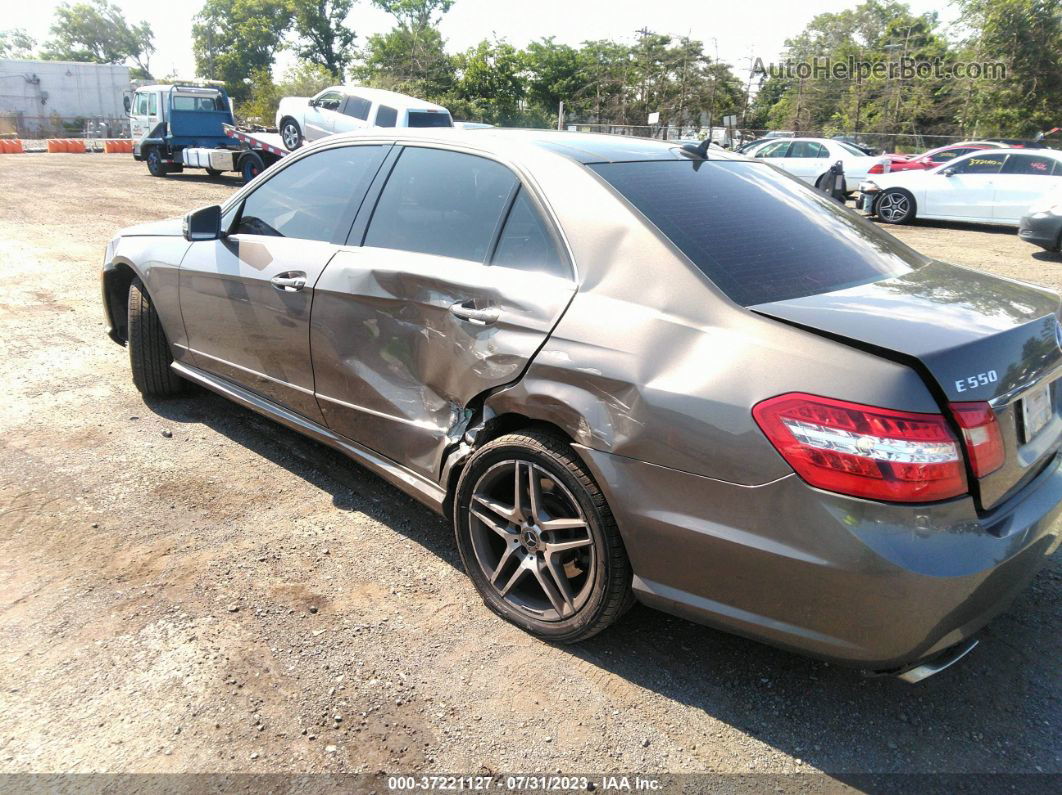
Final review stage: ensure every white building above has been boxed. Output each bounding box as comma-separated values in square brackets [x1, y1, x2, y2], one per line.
[0, 59, 131, 137]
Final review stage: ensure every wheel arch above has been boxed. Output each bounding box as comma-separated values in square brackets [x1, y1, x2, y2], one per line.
[102, 259, 142, 344]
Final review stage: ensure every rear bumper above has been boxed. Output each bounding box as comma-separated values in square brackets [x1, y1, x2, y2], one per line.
[1019, 213, 1062, 251]
[576, 445, 1062, 671]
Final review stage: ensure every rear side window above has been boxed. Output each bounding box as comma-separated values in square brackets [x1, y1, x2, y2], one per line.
[365, 147, 517, 262]
[376, 105, 398, 127]
[953, 154, 1005, 174]
[591, 160, 920, 307]
[148, 93, 157, 115]
[754, 141, 789, 158]
[491, 189, 568, 278]
[236, 145, 386, 242]
[407, 111, 453, 128]
[343, 95, 371, 120]
[1000, 154, 1057, 175]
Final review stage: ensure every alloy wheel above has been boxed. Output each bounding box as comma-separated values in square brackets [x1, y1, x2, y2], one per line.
[877, 192, 910, 222]
[467, 460, 596, 621]
[282, 123, 300, 150]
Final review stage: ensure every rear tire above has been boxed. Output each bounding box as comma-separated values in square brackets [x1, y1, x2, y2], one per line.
[280, 118, 303, 151]
[454, 430, 634, 643]
[876, 188, 916, 224]
[240, 151, 266, 185]
[128, 278, 184, 397]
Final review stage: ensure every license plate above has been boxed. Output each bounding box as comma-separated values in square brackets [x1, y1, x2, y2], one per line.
[1021, 384, 1053, 443]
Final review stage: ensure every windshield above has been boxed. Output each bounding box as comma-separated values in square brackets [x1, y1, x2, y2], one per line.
[590, 159, 926, 307]
[407, 111, 453, 128]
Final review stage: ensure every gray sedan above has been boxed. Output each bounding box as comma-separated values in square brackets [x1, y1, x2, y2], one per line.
[102, 129, 1062, 679]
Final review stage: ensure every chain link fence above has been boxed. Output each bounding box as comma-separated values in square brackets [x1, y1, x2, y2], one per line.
[0, 112, 130, 139]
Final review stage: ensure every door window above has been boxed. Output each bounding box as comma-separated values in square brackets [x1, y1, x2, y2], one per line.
[235, 145, 386, 242]
[787, 141, 827, 158]
[343, 95, 371, 120]
[316, 92, 343, 111]
[926, 147, 972, 164]
[134, 92, 148, 115]
[951, 154, 1005, 174]
[754, 141, 790, 158]
[491, 189, 568, 278]
[365, 147, 518, 262]
[376, 105, 398, 127]
[999, 154, 1057, 176]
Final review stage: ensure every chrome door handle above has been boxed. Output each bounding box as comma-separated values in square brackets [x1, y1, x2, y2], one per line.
[449, 301, 500, 325]
[271, 272, 306, 291]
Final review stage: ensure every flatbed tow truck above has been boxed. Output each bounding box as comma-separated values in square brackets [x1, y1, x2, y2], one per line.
[129, 83, 292, 183]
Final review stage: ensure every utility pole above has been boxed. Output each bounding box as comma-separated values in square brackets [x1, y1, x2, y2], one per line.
[558, 101, 564, 131]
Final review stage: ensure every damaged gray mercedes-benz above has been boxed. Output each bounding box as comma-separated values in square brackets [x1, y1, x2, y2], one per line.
[102, 129, 1062, 680]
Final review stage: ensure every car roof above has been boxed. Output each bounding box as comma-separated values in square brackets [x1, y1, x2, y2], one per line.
[327, 85, 450, 112]
[319, 127, 750, 165]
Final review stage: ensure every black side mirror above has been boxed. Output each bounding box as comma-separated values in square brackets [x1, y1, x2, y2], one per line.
[123, 95, 131, 114]
[183, 205, 222, 241]
[308, 98, 317, 107]
[942, 167, 956, 177]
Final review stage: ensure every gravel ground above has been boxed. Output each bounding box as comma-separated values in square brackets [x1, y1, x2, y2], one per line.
[0, 154, 1058, 784]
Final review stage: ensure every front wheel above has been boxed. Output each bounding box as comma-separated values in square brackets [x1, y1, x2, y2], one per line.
[876, 188, 916, 224]
[145, 147, 168, 178]
[454, 430, 633, 643]
[280, 118, 303, 151]
[128, 278, 184, 397]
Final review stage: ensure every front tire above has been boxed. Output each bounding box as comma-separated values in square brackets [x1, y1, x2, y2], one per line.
[280, 118, 303, 151]
[128, 278, 184, 397]
[876, 188, 916, 224]
[454, 430, 633, 643]
[145, 147, 168, 178]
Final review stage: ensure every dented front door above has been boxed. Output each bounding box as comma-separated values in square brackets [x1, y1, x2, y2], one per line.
[309, 247, 575, 478]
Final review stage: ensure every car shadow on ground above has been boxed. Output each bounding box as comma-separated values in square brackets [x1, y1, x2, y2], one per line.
[1032, 250, 1062, 263]
[144, 388, 1061, 780]
[143, 173, 245, 189]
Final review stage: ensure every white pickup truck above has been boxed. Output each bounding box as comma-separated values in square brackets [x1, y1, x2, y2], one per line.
[275, 86, 453, 150]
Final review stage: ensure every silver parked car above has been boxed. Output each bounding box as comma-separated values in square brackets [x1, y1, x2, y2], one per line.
[102, 130, 1062, 679]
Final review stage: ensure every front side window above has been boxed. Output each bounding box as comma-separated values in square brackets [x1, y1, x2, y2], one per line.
[951, 153, 1006, 174]
[788, 141, 827, 158]
[376, 105, 398, 127]
[134, 92, 148, 115]
[235, 145, 386, 242]
[1000, 154, 1058, 176]
[926, 147, 971, 164]
[316, 92, 343, 111]
[591, 159, 922, 307]
[491, 189, 567, 278]
[364, 147, 517, 262]
[343, 95, 371, 120]
[754, 141, 790, 158]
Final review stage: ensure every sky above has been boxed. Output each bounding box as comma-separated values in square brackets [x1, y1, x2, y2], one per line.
[11, 0, 962, 81]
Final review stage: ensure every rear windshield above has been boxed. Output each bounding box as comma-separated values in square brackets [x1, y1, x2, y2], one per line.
[590, 160, 923, 306]
[172, 94, 225, 112]
[407, 111, 453, 128]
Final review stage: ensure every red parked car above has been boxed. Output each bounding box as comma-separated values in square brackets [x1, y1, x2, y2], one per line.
[867, 141, 1013, 174]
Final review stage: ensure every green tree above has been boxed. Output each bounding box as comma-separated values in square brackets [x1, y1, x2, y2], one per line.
[451, 39, 528, 125]
[192, 0, 293, 101]
[0, 29, 36, 59]
[40, 0, 154, 76]
[355, 0, 456, 97]
[954, 0, 1062, 137]
[240, 61, 336, 123]
[293, 0, 357, 79]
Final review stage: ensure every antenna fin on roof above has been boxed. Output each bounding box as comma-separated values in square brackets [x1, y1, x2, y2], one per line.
[680, 137, 711, 159]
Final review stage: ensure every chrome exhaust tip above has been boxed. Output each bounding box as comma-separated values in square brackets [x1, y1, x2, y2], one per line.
[896, 638, 979, 683]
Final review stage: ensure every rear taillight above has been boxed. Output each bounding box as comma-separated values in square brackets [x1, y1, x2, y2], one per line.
[950, 402, 1005, 477]
[867, 163, 885, 174]
[753, 393, 967, 503]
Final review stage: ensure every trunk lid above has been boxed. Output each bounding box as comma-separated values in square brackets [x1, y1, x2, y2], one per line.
[752, 260, 1062, 509]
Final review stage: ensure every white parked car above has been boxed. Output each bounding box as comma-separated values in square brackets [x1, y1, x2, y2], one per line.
[275, 86, 452, 150]
[744, 137, 886, 191]
[859, 148, 1062, 226]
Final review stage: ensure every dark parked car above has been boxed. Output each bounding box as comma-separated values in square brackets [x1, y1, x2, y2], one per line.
[1020, 186, 1062, 251]
[102, 130, 1062, 681]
